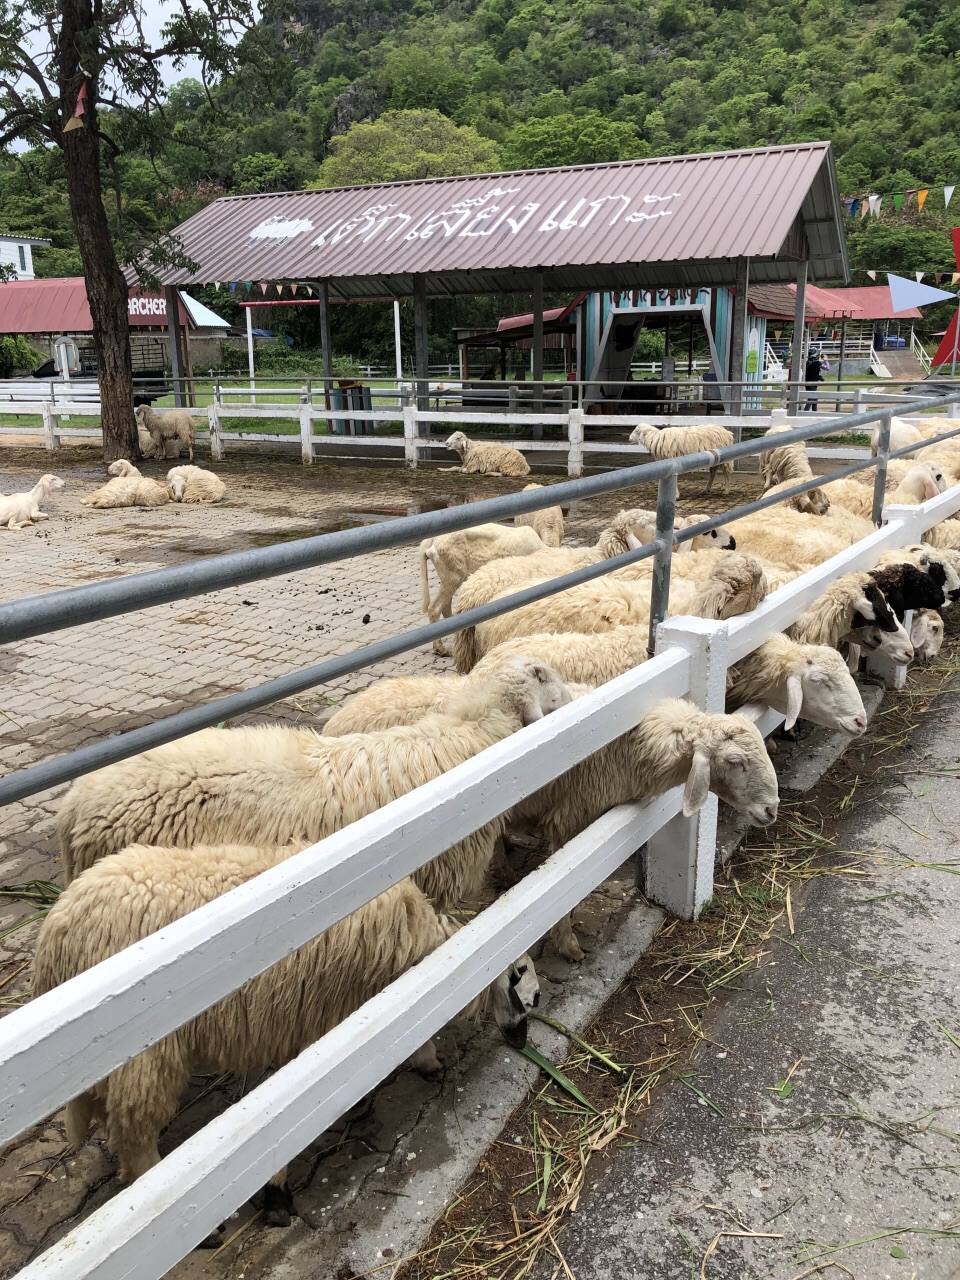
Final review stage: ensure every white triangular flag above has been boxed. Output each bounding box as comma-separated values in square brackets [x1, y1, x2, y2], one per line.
[887, 272, 956, 311]
[916, 271, 925, 282]
[869, 194, 882, 216]
[214, 281, 221, 290]
[946, 185, 956, 209]
[867, 270, 877, 280]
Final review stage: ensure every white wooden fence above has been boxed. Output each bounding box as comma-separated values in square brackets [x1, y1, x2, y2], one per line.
[3, 463, 960, 1276]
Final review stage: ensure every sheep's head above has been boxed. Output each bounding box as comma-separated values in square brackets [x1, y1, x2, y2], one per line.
[611, 508, 657, 552]
[444, 431, 468, 456]
[681, 515, 736, 551]
[912, 609, 945, 662]
[168, 472, 187, 502]
[629, 425, 656, 448]
[489, 954, 540, 1049]
[460, 660, 571, 727]
[871, 564, 945, 620]
[680, 713, 779, 827]
[778, 646, 867, 736]
[37, 474, 65, 496]
[797, 486, 831, 515]
[107, 460, 138, 478]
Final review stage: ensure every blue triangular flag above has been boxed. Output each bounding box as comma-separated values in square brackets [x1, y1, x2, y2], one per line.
[887, 273, 955, 310]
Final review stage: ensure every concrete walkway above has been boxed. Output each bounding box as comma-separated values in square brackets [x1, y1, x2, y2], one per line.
[532, 687, 960, 1280]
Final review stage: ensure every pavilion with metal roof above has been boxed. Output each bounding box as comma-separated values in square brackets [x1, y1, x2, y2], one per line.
[143, 141, 849, 410]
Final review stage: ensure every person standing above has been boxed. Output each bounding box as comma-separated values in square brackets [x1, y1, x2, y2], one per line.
[804, 347, 824, 411]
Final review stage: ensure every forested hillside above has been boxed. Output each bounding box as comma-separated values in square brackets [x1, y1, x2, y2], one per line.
[2, 0, 959, 335]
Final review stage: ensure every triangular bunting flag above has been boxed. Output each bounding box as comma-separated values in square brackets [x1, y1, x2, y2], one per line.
[906, 190, 916, 205]
[954, 274, 960, 286]
[291, 283, 298, 296]
[230, 282, 237, 291]
[936, 273, 943, 284]
[916, 271, 925, 282]
[245, 281, 252, 291]
[869, 194, 882, 216]
[849, 199, 860, 220]
[276, 284, 283, 295]
[932, 309, 960, 368]
[947, 186, 956, 209]
[213, 281, 220, 290]
[887, 272, 956, 311]
[860, 200, 870, 220]
[867, 270, 877, 280]
[260, 282, 268, 295]
[893, 193, 904, 212]
[918, 189, 929, 211]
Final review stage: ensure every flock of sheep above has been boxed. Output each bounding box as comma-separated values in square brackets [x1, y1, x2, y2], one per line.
[20, 420, 960, 1240]
[0, 406, 224, 529]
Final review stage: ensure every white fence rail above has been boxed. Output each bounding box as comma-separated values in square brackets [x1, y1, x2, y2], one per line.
[4, 454, 960, 1276]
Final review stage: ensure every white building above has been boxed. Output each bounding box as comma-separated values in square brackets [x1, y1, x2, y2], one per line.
[0, 233, 51, 280]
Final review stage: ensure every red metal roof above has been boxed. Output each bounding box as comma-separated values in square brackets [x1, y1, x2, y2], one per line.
[140, 142, 847, 297]
[812, 285, 922, 321]
[748, 282, 863, 321]
[0, 278, 192, 333]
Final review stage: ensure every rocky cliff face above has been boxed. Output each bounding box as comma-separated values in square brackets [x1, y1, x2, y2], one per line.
[328, 81, 383, 137]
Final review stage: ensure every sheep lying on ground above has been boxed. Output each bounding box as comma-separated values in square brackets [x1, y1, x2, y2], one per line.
[441, 431, 530, 477]
[512, 698, 779, 959]
[35, 844, 539, 1220]
[915, 417, 960, 440]
[0, 474, 64, 530]
[726, 634, 867, 734]
[58, 662, 569, 910]
[167, 465, 226, 503]
[135, 404, 196, 462]
[630, 423, 734, 493]
[514, 483, 564, 547]
[453, 556, 764, 672]
[420, 523, 547, 654]
[915, 446, 960, 486]
[81, 463, 170, 509]
[871, 417, 922, 458]
[911, 609, 945, 661]
[922, 519, 960, 550]
[851, 458, 942, 488]
[787, 570, 913, 668]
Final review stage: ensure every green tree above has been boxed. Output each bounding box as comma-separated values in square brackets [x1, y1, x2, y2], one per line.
[233, 152, 293, 192]
[382, 45, 465, 116]
[0, 0, 270, 460]
[314, 109, 499, 186]
[501, 110, 646, 169]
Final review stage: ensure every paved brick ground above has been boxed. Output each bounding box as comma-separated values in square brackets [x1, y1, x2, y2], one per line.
[0, 442, 762, 1276]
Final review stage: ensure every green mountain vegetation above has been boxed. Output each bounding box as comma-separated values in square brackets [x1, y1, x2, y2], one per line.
[2, 0, 959, 360]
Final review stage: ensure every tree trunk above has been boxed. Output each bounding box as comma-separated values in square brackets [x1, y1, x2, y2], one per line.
[58, 0, 138, 463]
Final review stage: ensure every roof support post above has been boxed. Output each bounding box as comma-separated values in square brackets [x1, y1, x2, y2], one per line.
[531, 271, 544, 437]
[728, 257, 749, 414]
[413, 274, 429, 412]
[837, 316, 847, 398]
[318, 280, 333, 418]
[164, 286, 186, 408]
[788, 260, 808, 414]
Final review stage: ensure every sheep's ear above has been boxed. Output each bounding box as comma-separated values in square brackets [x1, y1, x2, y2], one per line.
[625, 531, 643, 550]
[784, 674, 803, 731]
[682, 746, 712, 817]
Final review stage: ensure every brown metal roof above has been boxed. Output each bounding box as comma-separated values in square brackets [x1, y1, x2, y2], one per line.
[749, 282, 863, 321]
[143, 142, 847, 298]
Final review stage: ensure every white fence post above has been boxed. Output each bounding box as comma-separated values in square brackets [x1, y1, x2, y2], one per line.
[300, 404, 314, 465]
[403, 398, 418, 469]
[207, 403, 224, 461]
[41, 403, 60, 451]
[567, 408, 584, 477]
[647, 616, 731, 919]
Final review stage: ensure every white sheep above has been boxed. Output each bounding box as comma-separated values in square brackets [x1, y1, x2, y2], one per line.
[787, 570, 913, 669]
[512, 698, 779, 959]
[34, 843, 539, 1215]
[419, 523, 547, 655]
[630, 423, 734, 492]
[915, 445, 960, 486]
[871, 417, 922, 458]
[135, 403, 196, 462]
[57, 662, 569, 912]
[915, 417, 960, 440]
[726, 504, 873, 573]
[441, 430, 530, 477]
[81, 463, 170, 509]
[911, 609, 944, 662]
[726, 634, 867, 735]
[137, 423, 163, 460]
[167, 464, 226, 503]
[824, 465, 945, 519]
[0, 474, 64, 530]
[757, 424, 831, 515]
[514, 483, 564, 547]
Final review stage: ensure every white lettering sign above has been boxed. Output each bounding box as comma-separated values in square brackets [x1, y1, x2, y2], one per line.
[250, 216, 314, 240]
[128, 296, 167, 317]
